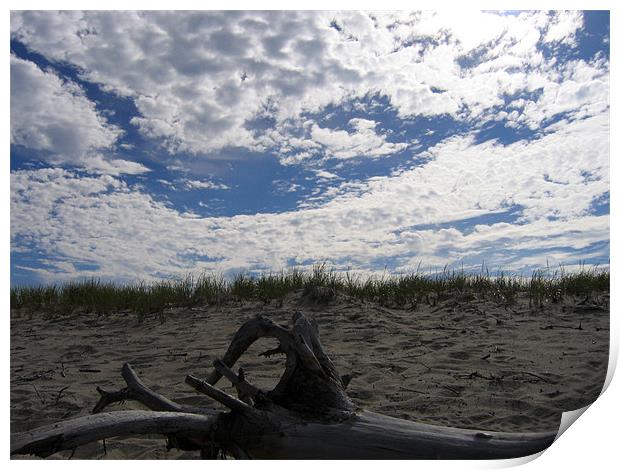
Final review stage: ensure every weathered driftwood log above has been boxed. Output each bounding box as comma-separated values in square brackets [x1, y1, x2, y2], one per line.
[11, 312, 557, 459]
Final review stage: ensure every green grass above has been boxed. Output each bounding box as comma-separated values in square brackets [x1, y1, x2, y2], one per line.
[10, 264, 610, 320]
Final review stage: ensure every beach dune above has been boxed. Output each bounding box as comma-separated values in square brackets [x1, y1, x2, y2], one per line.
[10, 289, 609, 459]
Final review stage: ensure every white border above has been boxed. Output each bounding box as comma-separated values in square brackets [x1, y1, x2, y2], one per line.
[3, 2, 616, 469]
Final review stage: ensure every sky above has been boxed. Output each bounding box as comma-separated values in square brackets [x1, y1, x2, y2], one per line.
[9, 10, 610, 285]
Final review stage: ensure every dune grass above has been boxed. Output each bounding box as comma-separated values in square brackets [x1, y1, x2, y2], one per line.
[10, 264, 609, 320]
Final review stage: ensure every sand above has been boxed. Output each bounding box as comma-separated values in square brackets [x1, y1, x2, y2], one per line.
[10, 289, 609, 459]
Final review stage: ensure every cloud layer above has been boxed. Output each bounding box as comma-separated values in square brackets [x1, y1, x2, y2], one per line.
[10, 11, 609, 283]
[11, 11, 601, 159]
[11, 111, 609, 282]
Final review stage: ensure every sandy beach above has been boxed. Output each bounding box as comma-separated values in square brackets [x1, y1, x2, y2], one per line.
[10, 289, 609, 459]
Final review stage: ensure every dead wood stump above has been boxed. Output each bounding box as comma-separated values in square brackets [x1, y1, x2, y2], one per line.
[11, 311, 557, 459]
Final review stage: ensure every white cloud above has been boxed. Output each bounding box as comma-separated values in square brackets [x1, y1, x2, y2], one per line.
[310, 118, 408, 160]
[543, 11, 583, 45]
[519, 59, 609, 129]
[10, 11, 605, 163]
[183, 179, 230, 190]
[315, 170, 339, 179]
[10, 55, 147, 175]
[157, 178, 230, 191]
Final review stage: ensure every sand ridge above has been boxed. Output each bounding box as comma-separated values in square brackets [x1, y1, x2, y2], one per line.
[10, 290, 609, 459]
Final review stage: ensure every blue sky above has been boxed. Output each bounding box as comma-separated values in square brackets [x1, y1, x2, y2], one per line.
[10, 11, 610, 285]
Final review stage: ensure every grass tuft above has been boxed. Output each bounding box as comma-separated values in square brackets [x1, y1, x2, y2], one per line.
[10, 264, 609, 320]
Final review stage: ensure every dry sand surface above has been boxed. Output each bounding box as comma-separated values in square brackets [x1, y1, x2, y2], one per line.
[11, 289, 609, 459]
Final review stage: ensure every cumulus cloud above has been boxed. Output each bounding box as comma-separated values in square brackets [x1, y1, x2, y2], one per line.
[520, 58, 609, 128]
[10, 55, 147, 175]
[156, 177, 230, 191]
[310, 118, 408, 160]
[183, 179, 230, 190]
[315, 170, 339, 179]
[10, 11, 605, 163]
[543, 10, 583, 45]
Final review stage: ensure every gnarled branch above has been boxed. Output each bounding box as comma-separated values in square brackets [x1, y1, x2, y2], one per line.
[212, 359, 264, 405]
[93, 363, 213, 415]
[185, 374, 257, 416]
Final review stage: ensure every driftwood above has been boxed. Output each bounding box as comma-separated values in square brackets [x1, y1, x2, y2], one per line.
[11, 312, 557, 459]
